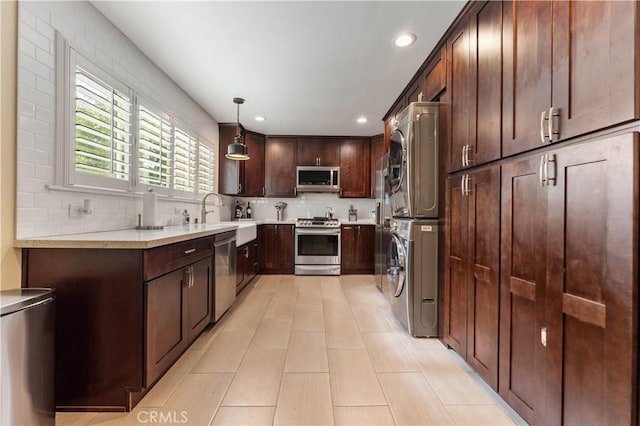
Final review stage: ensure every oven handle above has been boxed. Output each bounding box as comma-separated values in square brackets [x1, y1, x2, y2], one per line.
[295, 228, 341, 235]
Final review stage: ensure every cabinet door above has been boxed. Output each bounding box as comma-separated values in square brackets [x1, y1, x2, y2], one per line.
[243, 132, 265, 196]
[551, 1, 638, 142]
[443, 174, 468, 355]
[146, 268, 186, 385]
[218, 124, 243, 195]
[465, 166, 500, 390]
[260, 224, 294, 273]
[187, 257, 212, 341]
[340, 139, 371, 198]
[447, 17, 472, 172]
[499, 155, 547, 424]
[265, 137, 298, 197]
[423, 46, 446, 102]
[469, 1, 502, 166]
[298, 138, 340, 166]
[502, 1, 552, 157]
[340, 225, 357, 272]
[355, 225, 375, 273]
[544, 134, 637, 425]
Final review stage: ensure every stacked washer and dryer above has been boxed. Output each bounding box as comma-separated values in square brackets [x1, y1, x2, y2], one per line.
[385, 102, 439, 337]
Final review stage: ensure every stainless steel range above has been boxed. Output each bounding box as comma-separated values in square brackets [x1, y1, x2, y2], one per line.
[295, 217, 341, 275]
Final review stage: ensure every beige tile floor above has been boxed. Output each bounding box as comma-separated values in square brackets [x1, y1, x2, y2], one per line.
[56, 275, 524, 426]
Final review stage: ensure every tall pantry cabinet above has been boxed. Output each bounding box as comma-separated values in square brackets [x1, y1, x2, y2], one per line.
[438, 0, 640, 424]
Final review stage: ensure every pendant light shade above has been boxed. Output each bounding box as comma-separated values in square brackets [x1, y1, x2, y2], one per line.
[225, 97, 250, 161]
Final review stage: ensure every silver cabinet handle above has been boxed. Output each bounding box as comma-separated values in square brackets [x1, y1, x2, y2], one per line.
[466, 145, 472, 166]
[545, 153, 556, 186]
[262, 186, 265, 196]
[464, 175, 472, 196]
[461, 145, 467, 167]
[460, 175, 466, 196]
[293, 187, 297, 196]
[190, 266, 194, 288]
[539, 155, 546, 186]
[540, 110, 549, 144]
[549, 107, 560, 142]
[541, 326, 547, 347]
[184, 248, 196, 255]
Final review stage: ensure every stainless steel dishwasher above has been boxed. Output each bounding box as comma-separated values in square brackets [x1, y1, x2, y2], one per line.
[1, 288, 56, 426]
[213, 231, 237, 321]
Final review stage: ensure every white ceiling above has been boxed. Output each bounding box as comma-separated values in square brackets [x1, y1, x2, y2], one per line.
[92, 1, 465, 137]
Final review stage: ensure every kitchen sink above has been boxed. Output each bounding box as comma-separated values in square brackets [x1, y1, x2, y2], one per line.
[222, 221, 256, 246]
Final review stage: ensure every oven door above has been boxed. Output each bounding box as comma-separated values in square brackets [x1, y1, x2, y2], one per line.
[295, 228, 341, 265]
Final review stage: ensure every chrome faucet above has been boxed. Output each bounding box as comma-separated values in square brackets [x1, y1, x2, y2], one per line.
[201, 193, 225, 224]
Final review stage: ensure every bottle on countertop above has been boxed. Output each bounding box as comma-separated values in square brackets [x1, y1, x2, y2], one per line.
[235, 201, 242, 219]
[246, 202, 252, 219]
[182, 209, 190, 225]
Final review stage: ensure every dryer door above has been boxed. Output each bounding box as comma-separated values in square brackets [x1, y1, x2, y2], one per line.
[387, 233, 406, 297]
[388, 129, 406, 195]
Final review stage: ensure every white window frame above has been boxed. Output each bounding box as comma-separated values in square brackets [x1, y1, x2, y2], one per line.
[60, 46, 134, 192]
[55, 33, 217, 200]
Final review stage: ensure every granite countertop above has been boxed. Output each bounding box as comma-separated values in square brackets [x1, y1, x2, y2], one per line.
[14, 222, 248, 249]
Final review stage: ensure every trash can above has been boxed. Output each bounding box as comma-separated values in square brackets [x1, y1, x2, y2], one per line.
[1, 288, 55, 426]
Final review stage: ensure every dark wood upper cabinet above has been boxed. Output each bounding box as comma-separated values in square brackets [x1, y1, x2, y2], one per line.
[218, 124, 244, 195]
[503, 1, 638, 157]
[405, 76, 424, 105]
[446, 17, 472, 172]
[447, 2, 502, 172]
[469, 1, 502, 166]
[297, 138, 340, 166]
[423, 46, 447, 102]
[339, 138, 370, 198]
[218, 125, 265, 196]
[265, 137, 298, 197]
[243, 131, 265, 196]
[551, 1, 638, 142]
[501, 1, 552, 157]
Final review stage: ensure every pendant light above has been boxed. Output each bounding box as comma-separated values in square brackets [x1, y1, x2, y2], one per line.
[225, 97, 250, 161]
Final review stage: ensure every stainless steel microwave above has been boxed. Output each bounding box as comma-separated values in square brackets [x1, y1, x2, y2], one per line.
[296, 166, 340, 192]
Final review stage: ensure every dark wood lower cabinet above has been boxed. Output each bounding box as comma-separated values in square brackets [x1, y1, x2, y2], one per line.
[236, 240, 258, 294]
[499, 133, 639, 424]
[341, 225, 375, 274]
[146, 256, 212, 386]
[444, 166, 500, 390]
[21, 236, 215, 411]
[259, 224, 294, 274]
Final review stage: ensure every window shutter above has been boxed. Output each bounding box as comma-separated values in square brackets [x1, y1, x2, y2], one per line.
[138, 104, 172, 190]
[173, 128, 197, 194]
[74, 66, 132, 185]
[198, 140, 215, 194]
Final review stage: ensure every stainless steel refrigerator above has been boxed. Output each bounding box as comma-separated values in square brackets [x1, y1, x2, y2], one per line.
[374, 154, 392, 294]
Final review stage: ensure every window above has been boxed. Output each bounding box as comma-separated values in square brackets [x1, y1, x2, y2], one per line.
[69, 51, 133, 191]
[60, 44, 216, 199]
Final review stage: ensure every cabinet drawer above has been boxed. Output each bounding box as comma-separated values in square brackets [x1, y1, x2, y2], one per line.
[144, 237, 214, 281]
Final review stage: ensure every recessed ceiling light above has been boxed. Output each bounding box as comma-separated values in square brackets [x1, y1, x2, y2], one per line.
[254, 116, 266, 122]
[394, 33, 416, 47]
[357, 117, 368, 124]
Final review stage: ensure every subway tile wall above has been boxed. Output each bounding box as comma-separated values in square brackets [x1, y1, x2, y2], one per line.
[15, 1, 220, 238]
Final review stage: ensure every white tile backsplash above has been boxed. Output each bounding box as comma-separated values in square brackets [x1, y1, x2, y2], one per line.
[16, 1, 221, 239]
[236, 193, 376, 223]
